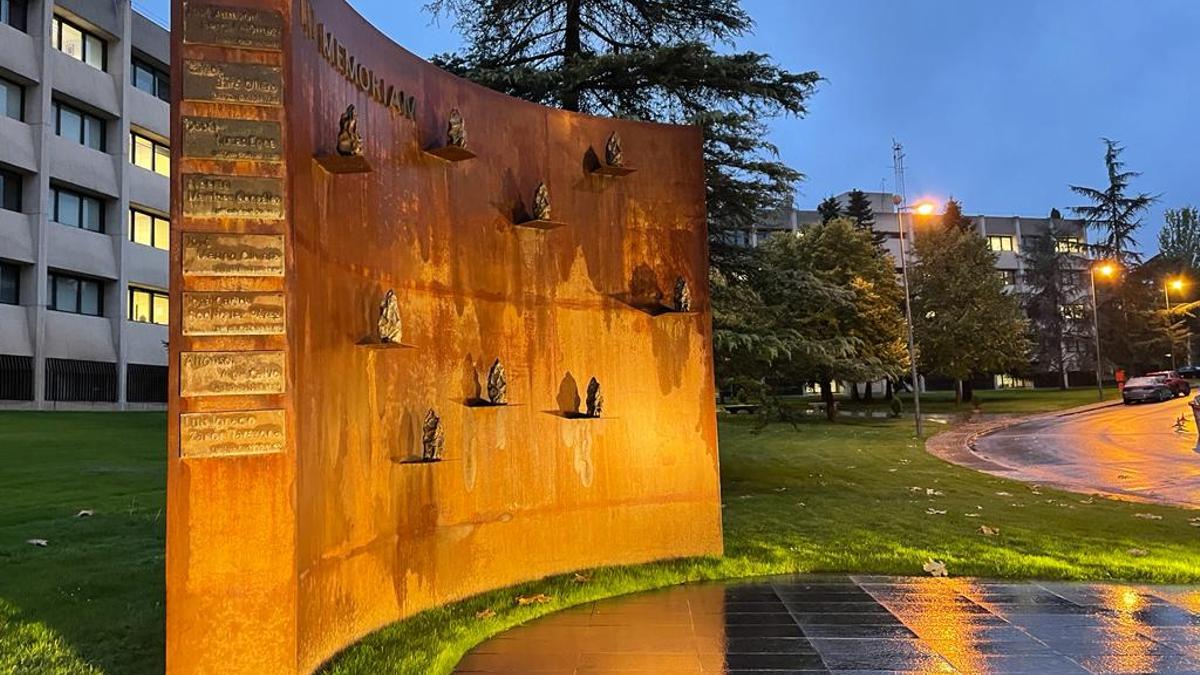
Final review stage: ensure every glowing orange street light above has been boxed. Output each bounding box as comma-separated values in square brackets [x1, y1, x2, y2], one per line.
[1170, 278, 1185, 292]
[1096, 263, 1117, 277]
[914, 201, 936, 216]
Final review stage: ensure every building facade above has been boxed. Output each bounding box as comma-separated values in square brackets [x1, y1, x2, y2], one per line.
[0, 0, 169, 409]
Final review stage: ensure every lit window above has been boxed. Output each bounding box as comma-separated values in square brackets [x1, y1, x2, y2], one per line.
[1061, 304, 1086, 320]
[53, 186, 104, 233]
[128, 286, 168, 325]
[129, 207, 169, 250]
[54, 100, 105, 151]
[997, 269, 1017, 286]
[49, 272, 102, 316]
[51, 15, 106, 71]
[1055, 237, 1083, 253]
[987, 235, 1015, 252]
[130, 131, 169, 176]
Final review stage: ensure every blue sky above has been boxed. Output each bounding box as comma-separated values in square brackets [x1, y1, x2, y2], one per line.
[143, 0, 1198, 251]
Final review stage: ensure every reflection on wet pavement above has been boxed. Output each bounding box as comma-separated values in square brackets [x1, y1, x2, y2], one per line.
[454, 575, 1200, 673]
[972, 398, 1200, 507]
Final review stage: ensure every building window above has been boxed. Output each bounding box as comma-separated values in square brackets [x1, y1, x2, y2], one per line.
[1, 0, 27, 32]
[129, 207, 169, 250]
[128, 286, 167, 325]
[132, 57, 169, 102]
[1061, 304, 1086, 320]
[130, 131, 169, 176]
[995, 374, 1033, 389]
[51, 15, 106, 71]
[987, 235, 1016, 253]
[54, 100, 105, 151]
[49, 272, 103, 316]
[997, 269, 1017, 286]
[1055, 237, 1084, 253]
[0, 261, 18, 304]
[52, 187, 105, 233]
[0, 75, 22, 121]
[0, 169, 20, 211]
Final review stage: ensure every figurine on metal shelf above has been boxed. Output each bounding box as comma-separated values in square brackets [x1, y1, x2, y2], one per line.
[378, 289, 402, 343]
[673, 276, 692, 312]
[486, 358, 508, 405]
[532, 182, 551, 221]
[336, 104, 363, 156]
[421, 408, 445, 461]
[585, 377, 603, 418]
[605, 131, 623, 167]
[447, 108, 466, 148]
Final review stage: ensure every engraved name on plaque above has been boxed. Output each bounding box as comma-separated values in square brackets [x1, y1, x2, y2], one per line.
[182, 117, 283, 163]
[180, 409, 286, 458]
[183, 174, 284, 220]
[183, 5, 284, 51]
[182, 233, 285, 277]
[180, 351, 286, 397]
[182, 60, 283, 106]
[183, 292, 286, 336]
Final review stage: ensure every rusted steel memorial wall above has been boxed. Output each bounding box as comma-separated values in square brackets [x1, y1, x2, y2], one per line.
[167, 0, 722, 671]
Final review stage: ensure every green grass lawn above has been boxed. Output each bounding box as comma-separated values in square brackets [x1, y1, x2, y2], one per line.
[779, 385, 1117, 415]
[2, 405, 1197, 674]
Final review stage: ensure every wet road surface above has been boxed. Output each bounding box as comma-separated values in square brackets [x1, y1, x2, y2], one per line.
[972, 397, 1200, 508]
[454, 575, 1200, 673]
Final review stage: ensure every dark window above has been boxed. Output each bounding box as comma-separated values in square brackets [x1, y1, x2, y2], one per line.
[48, 272, 103, 316]
[51, 15, 106, 71]
[131, 57, 169, 102]
[0, 354, 33, 400]
[45, 358, 116, 402]
[1, 0, 27, 32]
[0, 169, 18, 211]
[54, 100, 105, 151]
[129, 207, 169, 250]
[52, 187, 104, 232]
[0, 261, 17, 304]
[128, 286, 168, 325]
[0, 75, 22, 120]
[126, 364, 167, 403]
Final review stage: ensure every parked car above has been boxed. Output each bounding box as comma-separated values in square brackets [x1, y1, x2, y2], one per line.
[1145, 370, 1191, 397]
[1122, 376, 1175, 404]
[1178, 365, 1200, 379]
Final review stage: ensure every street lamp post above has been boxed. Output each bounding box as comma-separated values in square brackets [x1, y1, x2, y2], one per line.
[1164, 278, 1185, 371]
[1088, 262, 1115, 402]
[891, 197, 936, 438]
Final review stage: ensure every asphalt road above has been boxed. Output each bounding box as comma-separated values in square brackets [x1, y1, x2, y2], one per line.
[973, 396, 1200, 508]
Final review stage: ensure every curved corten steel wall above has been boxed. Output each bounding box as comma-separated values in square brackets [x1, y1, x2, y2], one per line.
[167, 0, 721, 672]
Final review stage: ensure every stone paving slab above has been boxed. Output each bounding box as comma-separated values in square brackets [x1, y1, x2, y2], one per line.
[454, 575, 1200, 674]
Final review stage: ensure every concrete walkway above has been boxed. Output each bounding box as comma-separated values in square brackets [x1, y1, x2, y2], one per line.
[454, 574, 1200, 674]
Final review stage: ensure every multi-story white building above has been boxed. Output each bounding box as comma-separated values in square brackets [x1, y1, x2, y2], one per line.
[0, 0, 170, 409]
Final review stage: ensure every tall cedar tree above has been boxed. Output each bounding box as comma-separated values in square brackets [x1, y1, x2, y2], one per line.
[1021, 224, 1086, 389]
[817, 196, 841, 224]
[760, 217, 908, 420]
[911, 209, 1029, 404]
[1070, 139, 1157, 264]
[426, 0, 820, 277]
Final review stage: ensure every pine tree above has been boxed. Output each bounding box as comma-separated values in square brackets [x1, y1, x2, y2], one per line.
[911, 216, 1029, 404]
[1021, 228, 1086, 389]
[1158, 206, 1200, 269]
[844, 189, 875, 229]
[817, 195, 841, 224]
[1070, 139, 1157, 264]
[940, 198, 973, 232]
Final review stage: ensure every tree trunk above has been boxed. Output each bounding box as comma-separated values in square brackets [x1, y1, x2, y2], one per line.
[954, 379, 964, 405]
[884, 379, 894, 401]
[1060, 364, 1069, 390]
[963, 379, 974, 403]
[849, 382, 860, 401]
[561, 0, 582, 111]
[820, 379, 837, 422]
[864, 381, 874, 401]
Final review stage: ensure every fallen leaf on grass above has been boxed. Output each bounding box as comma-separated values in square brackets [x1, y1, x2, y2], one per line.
[1134, 513, 1163, 520]
[926, 488, 944, 496]
[964, 513, 981, 518]
[26, 539, 48, 547]
[516, 594, 553, 606]
[923, 559, 948, 577]
[888, 468, 898, 473]
[909, 486, 924, 492]
[796, 502, 807, 508]
[1128, 548, 1148, 557]
[926, 508, 947, 516]
[995, 491, 1012, 497]
[774, 487, 788, 492]
[74, 509, 94, 518]
[573, 573, 591, 584]
[1079, 499, 1094, 504]
[476, 608, 496, 619]
[979, 525, 999, 537]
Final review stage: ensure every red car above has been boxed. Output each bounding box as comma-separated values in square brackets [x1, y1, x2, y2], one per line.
[1145, 371, 1191, 397]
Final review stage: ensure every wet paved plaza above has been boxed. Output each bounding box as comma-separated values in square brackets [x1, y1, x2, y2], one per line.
[454, 575, 1200, 674]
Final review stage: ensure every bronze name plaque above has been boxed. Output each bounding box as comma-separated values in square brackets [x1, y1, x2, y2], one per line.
[180, 409, 286, 459]
[184, 5, 283, 51]
[182, 117, 282, 162]
[180, 351, 286, 397]
[183, 60, 283, 106]
[182, 233, 285, 277]
[183, 174, 284, 220]
[183, 292, 286, 336]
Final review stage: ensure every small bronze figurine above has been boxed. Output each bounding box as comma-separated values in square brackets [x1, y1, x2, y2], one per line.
[486, 358, 507, 405]
[605, 131, 623, 167]
[585, 377, 603, 418]
[421, 408, 445, 461]
[378, 289, 402, 343]
[673, 277, 691, 312]
[532, 182, 551, 221]
[447, 108, 466, 148]
[336, 104, 363, 156]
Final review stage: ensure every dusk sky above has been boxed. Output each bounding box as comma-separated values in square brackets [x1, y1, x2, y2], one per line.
[142, 0, 1199, 251]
